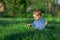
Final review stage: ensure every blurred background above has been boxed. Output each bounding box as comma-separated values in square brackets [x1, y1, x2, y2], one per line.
[0, 0, 60, 40]
[0, 0, 60, 18]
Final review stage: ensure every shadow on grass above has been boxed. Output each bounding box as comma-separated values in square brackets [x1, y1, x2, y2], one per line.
[4, 30, 49, 40]
[4, 30, 59, 40]
[0, 20, 20, 26]
[4, 30, 37, 40]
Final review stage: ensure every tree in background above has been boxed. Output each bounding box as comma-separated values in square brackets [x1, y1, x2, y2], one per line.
[0, 0, 60, 18]
[0, 0, 31, 17]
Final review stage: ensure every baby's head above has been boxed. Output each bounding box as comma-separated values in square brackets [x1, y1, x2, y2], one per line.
[33, 9, 41, 20]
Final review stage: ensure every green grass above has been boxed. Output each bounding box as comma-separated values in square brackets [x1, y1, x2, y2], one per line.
[0, 18, 60, 40]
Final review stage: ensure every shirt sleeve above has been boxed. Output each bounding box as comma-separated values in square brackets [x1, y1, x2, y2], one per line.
[31, 21, 35, 27]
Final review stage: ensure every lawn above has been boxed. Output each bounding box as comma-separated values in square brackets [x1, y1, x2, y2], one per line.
[0, 18, 60, 40]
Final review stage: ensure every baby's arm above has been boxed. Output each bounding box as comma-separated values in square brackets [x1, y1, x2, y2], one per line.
[27, 21, 35, 27]
[45, 21, 48, 25]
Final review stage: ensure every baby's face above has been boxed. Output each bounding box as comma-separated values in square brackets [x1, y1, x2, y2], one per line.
[33, 12, 40, 20]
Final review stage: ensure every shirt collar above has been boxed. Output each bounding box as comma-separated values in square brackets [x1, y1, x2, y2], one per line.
[35, 17, 42, 21]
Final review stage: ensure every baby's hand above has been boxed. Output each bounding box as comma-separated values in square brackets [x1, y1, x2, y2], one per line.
[45, 21, 48, 25]
[27, 24, 31, 26]
[27, 24, 31, 29]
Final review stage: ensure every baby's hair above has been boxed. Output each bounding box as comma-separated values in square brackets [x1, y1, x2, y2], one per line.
[33, 9, 41, 15]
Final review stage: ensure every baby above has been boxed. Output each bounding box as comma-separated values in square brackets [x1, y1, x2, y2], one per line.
[27, 9, 47, 30]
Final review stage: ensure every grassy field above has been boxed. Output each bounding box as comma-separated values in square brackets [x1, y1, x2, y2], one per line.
[0, 18, 60, 40]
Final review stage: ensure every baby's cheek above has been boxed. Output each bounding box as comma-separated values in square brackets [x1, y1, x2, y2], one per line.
[36, 17, 39, 19]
